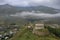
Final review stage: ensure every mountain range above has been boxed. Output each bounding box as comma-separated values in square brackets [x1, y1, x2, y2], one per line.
[0, 4, 60, 24]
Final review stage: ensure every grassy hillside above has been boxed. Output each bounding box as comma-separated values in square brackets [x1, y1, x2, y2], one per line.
[10, 27, 60, 40]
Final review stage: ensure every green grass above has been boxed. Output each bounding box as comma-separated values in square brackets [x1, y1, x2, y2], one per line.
[10, 28, 60, 40]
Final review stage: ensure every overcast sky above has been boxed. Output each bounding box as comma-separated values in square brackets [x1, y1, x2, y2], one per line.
[0, 0, 60, 9]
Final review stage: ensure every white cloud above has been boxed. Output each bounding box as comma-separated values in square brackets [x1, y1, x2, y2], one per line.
[10, 12, 60, 18]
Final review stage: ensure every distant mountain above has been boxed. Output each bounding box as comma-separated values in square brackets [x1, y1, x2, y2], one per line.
[0, 4, 17, 15]
[15, 5, 60, 14]
[0, 4, 60, 16]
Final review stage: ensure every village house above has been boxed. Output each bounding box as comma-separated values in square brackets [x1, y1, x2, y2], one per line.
[0, 23, 20, 40]
[27, 25, 33, 29]
[27, 25, 33, 31]
[27, 23, 33, 30]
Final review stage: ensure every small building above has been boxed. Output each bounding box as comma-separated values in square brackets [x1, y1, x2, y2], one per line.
[27, 26, 33, 31]
[27, 26, 32, 29]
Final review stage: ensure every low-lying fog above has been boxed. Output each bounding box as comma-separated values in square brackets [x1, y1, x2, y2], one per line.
[10, 11, 60, 19]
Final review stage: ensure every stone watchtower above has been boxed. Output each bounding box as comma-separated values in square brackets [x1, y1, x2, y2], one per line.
[33, 23, 49, 36]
